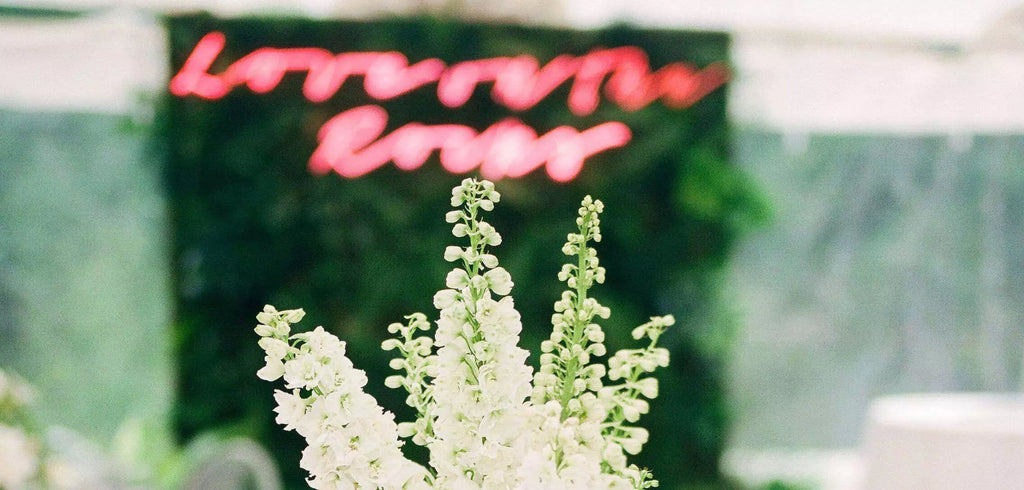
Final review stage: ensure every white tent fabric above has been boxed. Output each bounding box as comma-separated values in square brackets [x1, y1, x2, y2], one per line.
[0, 11, 172, 449]
[565, 0, 1023, 45]
[6, 2, 1024, 129]
[731, 33, 1024, 133]
[0, 10, 165, 114]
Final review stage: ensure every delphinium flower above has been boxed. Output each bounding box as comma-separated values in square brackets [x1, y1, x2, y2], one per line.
[255, 306, 429, 489]
[520, 196, 618, 489]
[381, 313, 436, 449]
[525, 195, 673, 489]
[600, 315, 674, 489]
[414, 179, 534, 489]
[257, 178, 675, 490]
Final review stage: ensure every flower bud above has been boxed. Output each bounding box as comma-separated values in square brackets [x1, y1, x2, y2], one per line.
[620, 437, 643, 455]
[397, 422, 417, 438]
[484, 267, 513, 295]
[443, 246, 463, 262]
[636, 377, 659, 398]
[485, 232, 502, 246]
[257, 357, 285, 381]
[433, 289, 458, 309]
[445, 269, 470, 289]
[631, 325, 646, 340]
[254, 324, 275, 337]
[480, 254, 499, 268]
[259, 337, 290, 360]
[282, 309, 305, 323]
[602, 443, 627, 470]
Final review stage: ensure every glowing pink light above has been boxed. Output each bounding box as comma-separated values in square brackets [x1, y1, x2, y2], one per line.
[170, 31, 729, 115]
[309, 105, 632, 182]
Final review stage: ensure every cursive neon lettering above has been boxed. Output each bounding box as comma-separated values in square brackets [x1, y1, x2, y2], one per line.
[171, 31, 728, 115]
[309, 105, 631, 182]
[169, 31, 231, 99]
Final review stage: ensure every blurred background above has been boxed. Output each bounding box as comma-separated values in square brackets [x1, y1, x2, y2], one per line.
[2, 1, 1023, 489]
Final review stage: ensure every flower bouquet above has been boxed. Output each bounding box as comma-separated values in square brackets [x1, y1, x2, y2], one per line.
[255, 178, 673, 489]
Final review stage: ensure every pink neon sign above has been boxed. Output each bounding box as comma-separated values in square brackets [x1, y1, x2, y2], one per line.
[309, 105, 631, 182]
[171, 31, 728, 182]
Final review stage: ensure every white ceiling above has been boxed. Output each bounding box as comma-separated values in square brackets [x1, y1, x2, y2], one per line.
[566, 0, 1024, 44]
[4, 0, 1024, 43]
[4, 0, 1024, 131]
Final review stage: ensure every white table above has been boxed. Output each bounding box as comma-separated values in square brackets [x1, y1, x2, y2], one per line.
[863, 393, 1024, 490]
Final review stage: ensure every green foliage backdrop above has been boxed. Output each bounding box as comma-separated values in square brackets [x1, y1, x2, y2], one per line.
[164, 15, 764, 488]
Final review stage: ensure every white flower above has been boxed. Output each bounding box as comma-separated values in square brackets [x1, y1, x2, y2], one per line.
[0, 424, 38, 489]
[272, 389, 307, 431]
[43, 456, 85, 490]
[283, 351, 323, 390]
[294, 326, 344, 359]
[258, 337, 291, 360]
[257, 313, 429, 489]
[257, 356, 286, 381]
[482, 267, 513, 295]
[445, 269, 470, 289]
[0, 370, 35, 408]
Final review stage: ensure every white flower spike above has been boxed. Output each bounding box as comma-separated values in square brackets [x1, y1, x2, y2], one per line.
[257, 179, 673, 490]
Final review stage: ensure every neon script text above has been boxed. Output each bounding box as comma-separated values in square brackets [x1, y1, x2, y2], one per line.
[171, 31, 728, 116]
[309, 105, 632, 182]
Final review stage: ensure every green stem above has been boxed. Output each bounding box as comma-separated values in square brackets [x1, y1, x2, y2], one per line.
[455, 197, 487, 386]
[558, 219, 592, 420]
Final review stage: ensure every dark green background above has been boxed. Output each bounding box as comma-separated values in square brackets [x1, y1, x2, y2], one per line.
[165, 15, 764, 488]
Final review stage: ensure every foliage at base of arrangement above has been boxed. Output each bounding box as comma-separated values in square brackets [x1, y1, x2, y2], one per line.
[164, 14, 766, 489]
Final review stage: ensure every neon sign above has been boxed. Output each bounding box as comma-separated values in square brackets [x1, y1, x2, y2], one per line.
[171, 31, 728, 182]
